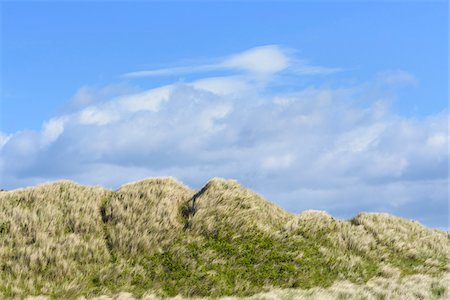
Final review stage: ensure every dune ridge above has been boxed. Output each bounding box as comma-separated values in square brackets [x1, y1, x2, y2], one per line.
[0, 177, 448, 299]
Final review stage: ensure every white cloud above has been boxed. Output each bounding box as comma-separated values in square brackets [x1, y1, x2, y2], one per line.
[1, 46, 447, 228]
[291, 62, 342, 75]
[190, 76, 251, 96]
[222, 45, 289, 74]
[123, 64, 218, 78]
[378, 70, 418, 86]
[426, 133, 448, 150]
[262, 154, 295, 170]
[197, 103, 233, 132]
[41, 117, 66, 146]
[62, 83, 140, 113]
[78, 107, 117, 126]
[76, 85, 174, 126]
[123, 45, 338, 78]
[0, 133, 11, 150]
[118, 85, 173, 112]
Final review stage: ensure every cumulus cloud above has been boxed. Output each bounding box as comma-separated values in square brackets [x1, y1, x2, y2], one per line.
[41, 117, 66, 146]
[0, 133, 11, 149]
[61, 83, 140, 113]
[1, 46, 448, 229]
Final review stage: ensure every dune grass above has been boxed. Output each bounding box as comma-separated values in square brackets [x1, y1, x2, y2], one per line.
[1, 178, 449, 299]
[0, 181, 111, 297]
[44, 272, 447, 299]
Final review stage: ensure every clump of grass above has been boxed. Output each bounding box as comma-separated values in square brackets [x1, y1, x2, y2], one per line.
[26, 272, 450, 299]
[352, 212, 450, 275]
[0, 181, 111, 298]
[245, 272, 450, 300]
[1, 177, 449, 299]
[101, 177, 194, 257]
[188, 178, 292, 237]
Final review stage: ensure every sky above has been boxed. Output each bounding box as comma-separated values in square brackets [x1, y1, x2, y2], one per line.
[0, 1, 448, 229]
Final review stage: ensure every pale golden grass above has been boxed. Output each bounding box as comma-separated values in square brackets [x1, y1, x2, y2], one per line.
[286, 210, 378, 253]
[285, 210, 449, 274]
[27, 272, 448, 299]
[352, 213, 450, 264]
[189, 178, 293, 237]
[244, 272, 450, 300]
[1, 177, 449, 299]
[283, 210, 381, 282]
[0, 181, 111, 296]
[102, 177, 195, 256]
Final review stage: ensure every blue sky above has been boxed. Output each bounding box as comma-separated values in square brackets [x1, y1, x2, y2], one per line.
[1, 1, 448, 228]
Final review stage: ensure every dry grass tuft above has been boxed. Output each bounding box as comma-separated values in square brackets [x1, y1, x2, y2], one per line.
[245, 272, 450, 300]
[102, 177, 194, 256]
[42, 272, 449, 299]
[353, 213, 450, 258]
[285, 210, 377, 254]
[0, 181, 111, 297]
[189, 178, 292, 238]
[352, 213, 450, 273]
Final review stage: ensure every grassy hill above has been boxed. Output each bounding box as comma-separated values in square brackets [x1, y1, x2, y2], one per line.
[0, 178, 448, 299]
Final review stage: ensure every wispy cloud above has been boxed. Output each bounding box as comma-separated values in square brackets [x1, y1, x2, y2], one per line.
[292, 63, 343, 75]
[378, 70, 418, 86]
[123, 45, 341, 78]
[123, 64, 219, 78]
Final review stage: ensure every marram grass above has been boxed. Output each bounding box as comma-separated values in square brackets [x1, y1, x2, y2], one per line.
[0, 178, 448, 299]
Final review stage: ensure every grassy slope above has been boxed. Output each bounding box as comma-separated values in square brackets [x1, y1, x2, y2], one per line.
[0, 178, 448, 299]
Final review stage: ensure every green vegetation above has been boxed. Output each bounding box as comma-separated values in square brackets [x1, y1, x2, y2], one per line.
[0, 178, 448, 299]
